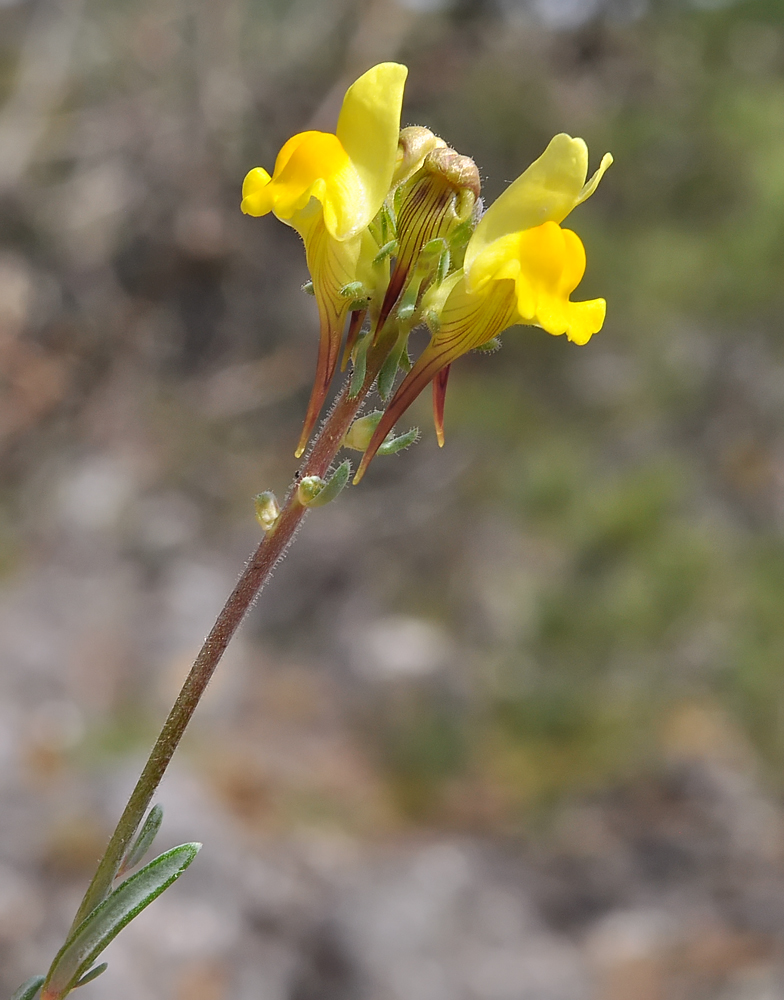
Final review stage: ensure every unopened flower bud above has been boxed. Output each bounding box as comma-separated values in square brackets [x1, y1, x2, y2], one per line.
[254, 491, 280, 531]
[377, 143, 482, 331]
[424, 146, 481, 204]
[393, 127, 447, 187]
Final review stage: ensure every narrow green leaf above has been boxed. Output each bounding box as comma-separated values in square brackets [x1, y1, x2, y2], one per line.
[44, 843, 200, 996]
[74, 964, 107, 989]
[10, 976, 44, 1000]
[304, 461, 351, 507]
[119, 804, 163, 875]
[377, 427, 419, 456]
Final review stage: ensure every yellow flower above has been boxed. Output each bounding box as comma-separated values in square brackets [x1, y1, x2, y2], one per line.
[241, 62, 408, 456]
[354, 134, 612, 482]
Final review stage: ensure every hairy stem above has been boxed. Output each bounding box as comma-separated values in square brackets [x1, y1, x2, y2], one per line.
[44, 380, 367, 988]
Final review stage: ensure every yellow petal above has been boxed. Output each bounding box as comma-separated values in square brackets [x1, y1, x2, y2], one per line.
[466, 134, 607, 275]
[534, 295, 606, 345]
[241, 167, 273, 216]
[512, 222, 604, 344]
[465, 232, 521, 292]
[295, 213, 364, 454]
[335, 62, 408, 236]
[557, 228, 587, 296]
[433, 272, 518, 354]
[576, 152, 613, 207]
[271, 132, 354, 222]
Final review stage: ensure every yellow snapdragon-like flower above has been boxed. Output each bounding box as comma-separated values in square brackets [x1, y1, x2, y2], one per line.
[242, 62, 408, 456]
[355, 134, 612, 482]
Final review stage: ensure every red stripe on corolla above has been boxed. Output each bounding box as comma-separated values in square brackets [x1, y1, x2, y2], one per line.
[341, 308, 367, 371]
[432, 364, 451, 447]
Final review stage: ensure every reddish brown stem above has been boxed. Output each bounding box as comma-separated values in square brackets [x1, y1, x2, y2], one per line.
[41, 382, 367, 999]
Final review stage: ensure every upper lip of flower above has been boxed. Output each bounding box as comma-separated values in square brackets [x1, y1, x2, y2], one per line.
[464, 132, 612, 290]
[464, 133, 612, 291]
[240, 62, 408, 241]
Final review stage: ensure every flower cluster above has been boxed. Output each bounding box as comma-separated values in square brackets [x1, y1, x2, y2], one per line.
[242, 63, 611, 479]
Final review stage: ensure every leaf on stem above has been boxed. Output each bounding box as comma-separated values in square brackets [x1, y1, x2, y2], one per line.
[300, 460, 352, 508]
[43, 843, 200, 998]
[73, 964, 107, 990]
[11, 976, 45, 1000]
[117, 804, 163, 876]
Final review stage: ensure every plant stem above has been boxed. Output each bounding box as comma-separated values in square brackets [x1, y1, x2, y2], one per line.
[51, 380, 366, 956]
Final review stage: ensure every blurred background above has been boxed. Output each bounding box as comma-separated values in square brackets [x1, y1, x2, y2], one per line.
[3, 0, 784, 996]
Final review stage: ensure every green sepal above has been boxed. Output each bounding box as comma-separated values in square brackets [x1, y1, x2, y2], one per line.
[474, 337, 501, 353]
[349, 333, 370, 398]
[377, 334, 408, 401]
[436, 245, 451, 285]
[339, 281, 365, 300]
[424, 309, 441, 334]
[448, 217, 475, 251]
[383, 200, 397, 236]
[343, 412, 383, 451]
[301, 460, 352, 508]
[119, 804, 163, 875]
[377, 427, 419, 456]
[393, 184, 404, 217]
[296, 476, 326, 506]
[396, 277, 423, 323]
[10, 976, 45, 1000]
[421, 237, 448, 259]
[43, 844, 201, 998]
[74, 964, 108, 989]
[301, 280, 315, 295]
[373, 240, 398, 265]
